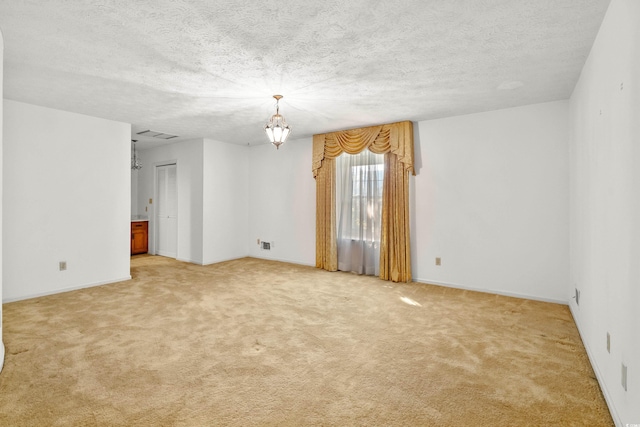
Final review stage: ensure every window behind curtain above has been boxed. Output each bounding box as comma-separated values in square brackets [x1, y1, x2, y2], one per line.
[336, 150, 385, 275]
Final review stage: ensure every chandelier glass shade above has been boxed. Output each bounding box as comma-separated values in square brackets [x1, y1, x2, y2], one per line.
[131, 140, 142, 170]
[264, 95, 291, 149]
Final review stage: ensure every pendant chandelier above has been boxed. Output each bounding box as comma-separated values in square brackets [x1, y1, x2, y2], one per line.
[131, 140, 142, 170]
[264, 95, 291, 149]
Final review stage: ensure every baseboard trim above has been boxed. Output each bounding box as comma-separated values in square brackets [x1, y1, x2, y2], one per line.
[569, 305, 622, 427]
[176, 257, 204, 265]
[200, 256, 249, 266]
[249, 254, 315, 267]
[412, 277, 568, 305]
[145, 254, 313, 268]
[2, 276, 132, 303]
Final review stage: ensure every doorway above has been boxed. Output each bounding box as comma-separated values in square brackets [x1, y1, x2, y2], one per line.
[155, 163, 177, 258]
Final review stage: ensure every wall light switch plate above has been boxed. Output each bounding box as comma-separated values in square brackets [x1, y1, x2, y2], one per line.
[621, 363, 628, 391]
[435, 257, 441, 266]
[607, 332, 610, 353]
[59, 261, 67, 271]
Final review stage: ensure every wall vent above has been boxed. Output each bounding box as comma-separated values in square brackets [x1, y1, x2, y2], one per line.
[261, 241, 271, 250]
[136, 130, 179, 140]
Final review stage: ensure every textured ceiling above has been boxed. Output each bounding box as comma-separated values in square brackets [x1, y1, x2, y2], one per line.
[0, 0, 610, 149]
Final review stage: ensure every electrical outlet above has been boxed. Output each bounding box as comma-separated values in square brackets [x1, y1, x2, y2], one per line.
[621, 363, 628, 391]
[149, 198, 153, 204]
[59, 261, 67, 271]
[257, 238, 260, 245]
[607, 332, 610, 353]
[435, 257, 441, 266]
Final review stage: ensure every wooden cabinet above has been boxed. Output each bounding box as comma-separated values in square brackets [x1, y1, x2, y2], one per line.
[131, 221, 148, 255]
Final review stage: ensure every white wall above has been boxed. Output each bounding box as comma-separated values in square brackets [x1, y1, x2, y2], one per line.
[131, 168, 139, 217]
[136, 139, 204, 264]
[3, 100, 131, 302]
[247, 139, 316, 265]
[413, 101, 570, 302]
[202, 139, 249, 264]
[569, 0, 640, 424]
[246, 105, 570, 303]
[137, 138, 250, 265]
[0, 29, 5, 372]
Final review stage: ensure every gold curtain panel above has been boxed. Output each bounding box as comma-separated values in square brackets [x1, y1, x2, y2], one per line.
[313, 120, 414, 282]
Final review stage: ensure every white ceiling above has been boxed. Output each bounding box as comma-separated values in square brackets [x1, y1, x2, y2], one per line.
[0, 0, 610, 150]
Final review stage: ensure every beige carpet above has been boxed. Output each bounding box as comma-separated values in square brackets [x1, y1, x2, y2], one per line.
[0, 256, 612, 426]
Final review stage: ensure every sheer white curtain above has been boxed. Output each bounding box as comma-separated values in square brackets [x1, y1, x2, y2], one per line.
[336, 150, 385, 275]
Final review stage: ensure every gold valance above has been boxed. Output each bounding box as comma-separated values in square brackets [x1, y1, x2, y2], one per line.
[312, 120, 414, 178]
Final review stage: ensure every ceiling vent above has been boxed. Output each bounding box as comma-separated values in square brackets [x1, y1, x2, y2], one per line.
[136, 130, 179, 140]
